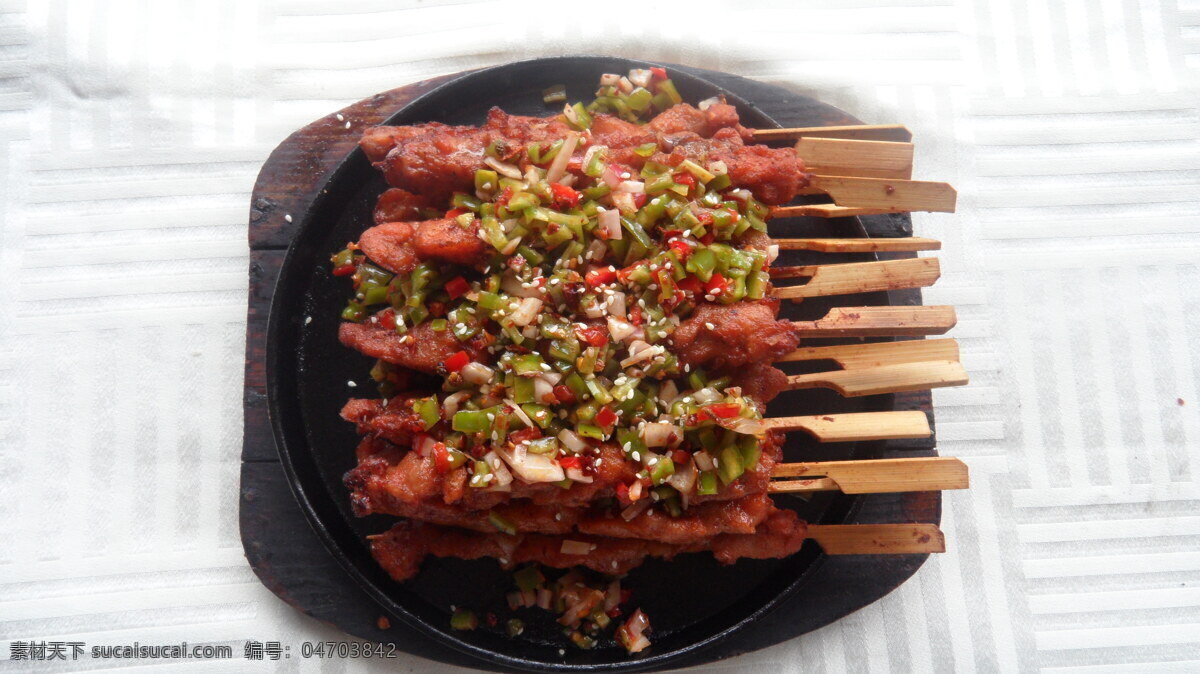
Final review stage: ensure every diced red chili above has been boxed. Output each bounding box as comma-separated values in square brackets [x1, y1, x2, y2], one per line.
[445, 276, 470, 299]
[445, 207, 469, 219]
[699, 231, 716, 245]
[378, 308, 396, 330]
[667, 240, 693, 261]
[559, 456, 583, 470]
[705, 272, 729, 296]
[332, 264, 356, 276]
[672, 172, 696, 189]
[628, 305, 643, 326]
[671, 449, 691, 465]
[576, 324, 609, 347]
[427, 301, 447, 317]
[443, 351, 470, 373]
[586, 267, 617, 287]
[509, 427, 542, 444]
[550, 182, 581, 208]
[650, 67, 668, 82]
[615, 482, 631, 506]
[632, 193, 647, 209]
[432, 443, 452, 474]
[706, 402, 742, 419]
[595, 406, 618, 429]
[677, 276, 703, 294]
[553, 385, 577, 404]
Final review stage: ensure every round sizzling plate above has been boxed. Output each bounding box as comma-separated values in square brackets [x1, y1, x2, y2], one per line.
[266, 56, 917, 672]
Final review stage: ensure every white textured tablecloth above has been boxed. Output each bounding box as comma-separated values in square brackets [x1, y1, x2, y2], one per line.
[2, 1, 1199, 671]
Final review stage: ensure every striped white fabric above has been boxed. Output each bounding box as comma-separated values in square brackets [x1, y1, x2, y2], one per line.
[1, 0, 1198, 671]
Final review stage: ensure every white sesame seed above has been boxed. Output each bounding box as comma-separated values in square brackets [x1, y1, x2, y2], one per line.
[284, 213, 293, 223]
[304, 316, 312, 325]
[347, 380, 357, 387]
[336, 113, 345, 121]
[344, 120, 352, 129]
[705, 322, 715, 330]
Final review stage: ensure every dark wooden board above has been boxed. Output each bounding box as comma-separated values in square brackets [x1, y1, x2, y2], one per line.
[241, 61, 939, 671]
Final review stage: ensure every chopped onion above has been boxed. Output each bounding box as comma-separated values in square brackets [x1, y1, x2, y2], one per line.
[641, 422, 682, 448]
[617, 76, 634, 94]
[523, 165, 541, 185]
[707, 160, 728, 175]
[621, 343, 663, 368]
[460, 362, 494, 386]
[533, 376, 555, 404]
[598, 208, 622, 240]
[500, 237, 521, 256]
[728, 188, 752, 203]
[557, 173, 577, 187]
[540, 371, 562, 385]
[509, 297, 543, 326]
[615, 180, 645, 194]
[558, 428, 589, 453]
[484, 155, 523, 179]
[586, 238, 607, 261]
[505, 399, 535, 428]
[442, 390, 472, 417]
[607, 315, 636, 342]
[601, 165, 623, 188]
[560, 540, 592, 555]
[620, 499, 651, 521]
[536, 588, 553, 609]
[666, 459, 696, 494]
[628, 480, 643, 502]
[693, 387, 722, 404]
[605, 290, 627, 317]
[565, 466, 593, 484]
[698, 96, 720, 111]
[497, 444, 565, 483]
[611, 191, 637, 215]
[582, 144, 606, 170]
[719, 417, 767, 436]
[604, 580, 623, 611]
[599, 73, 620, 86]
[545, 131, 579, 183]
[583, 295, 607, 319]
[767, 244, 780, 264]
[628, 69, 652, 88]
[693, 450, 715, 472]
[483, 450, 513, 487]
[658, 380, 679, 405]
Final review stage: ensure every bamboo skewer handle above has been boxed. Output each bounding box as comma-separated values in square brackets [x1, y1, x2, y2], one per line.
[772, 204, 912, 219]
[753, 124, 913, 142]
[795, 137, 914, 180]
[764, 411, 931, 441]
[773, 237, 941, 253]
[773, 257, 941, 298]
[792, 306, 957, 337]
[780, 338, 960, 368]
[796, 176, 957, 213]
[772, 457, 968, 494]
[807, 524, 945, 554]
[785, 360, 969, 397]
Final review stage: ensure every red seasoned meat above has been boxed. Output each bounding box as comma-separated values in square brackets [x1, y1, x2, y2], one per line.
[368, 508, 808, 581]
[672, 301, 799, 369]
[358, 219, 488, 276]
[373, 188, 428, 224]
[646, 102, 751, 140]
[652, 128, 807, 205]
[338, 320, 490, 375]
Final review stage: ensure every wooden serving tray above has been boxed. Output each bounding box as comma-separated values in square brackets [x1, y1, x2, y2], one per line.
[240, 61, 939, 671]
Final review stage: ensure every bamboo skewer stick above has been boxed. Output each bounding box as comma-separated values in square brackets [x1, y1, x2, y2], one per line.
[792, 306, 957, 337]
[771, 204, 906, 219]
[808, 524, 945, 554]
[785, 360, 969, 397]
[795, 137, 914, 180]
[779, 338, 960, 368]
[764, 411, 931, 442]
[772, 237, 941, 253]
[793, 176, 957, 213]
[770, 457, 968, 494]
[752, 124, 913, 143]
[772, 257, 941, 298]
